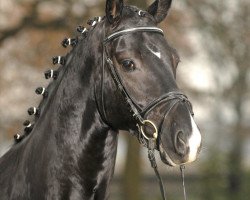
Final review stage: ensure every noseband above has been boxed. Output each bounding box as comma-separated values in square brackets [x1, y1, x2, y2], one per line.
[99, 26, 192, 200]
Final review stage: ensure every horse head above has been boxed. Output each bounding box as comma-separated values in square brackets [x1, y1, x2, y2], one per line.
[98, 0, 201, 166]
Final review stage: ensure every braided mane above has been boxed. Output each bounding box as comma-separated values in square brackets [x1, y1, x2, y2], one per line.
[13, 16, 104, 144]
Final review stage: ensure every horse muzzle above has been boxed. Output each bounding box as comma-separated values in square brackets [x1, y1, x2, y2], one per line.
[158, 111, 202, 166]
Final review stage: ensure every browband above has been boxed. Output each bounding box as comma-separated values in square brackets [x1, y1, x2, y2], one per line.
[103, 27, 164, 44]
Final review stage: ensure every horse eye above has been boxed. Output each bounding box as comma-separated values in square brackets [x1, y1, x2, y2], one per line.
[121, 60, 136, 72]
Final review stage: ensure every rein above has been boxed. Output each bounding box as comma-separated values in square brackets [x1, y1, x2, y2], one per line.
[101, 26, 191, 200]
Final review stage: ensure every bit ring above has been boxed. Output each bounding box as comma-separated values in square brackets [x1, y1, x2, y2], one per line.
[140, 120, 158, 140]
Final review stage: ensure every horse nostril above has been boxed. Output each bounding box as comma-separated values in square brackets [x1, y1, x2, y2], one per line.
[174, 131, 187, 157]
[178, 131, 186, 145]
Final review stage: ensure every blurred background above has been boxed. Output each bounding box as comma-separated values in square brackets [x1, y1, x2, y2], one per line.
[0, 0, 249, 199]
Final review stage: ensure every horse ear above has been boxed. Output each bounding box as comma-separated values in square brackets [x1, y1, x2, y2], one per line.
[106, 0, 124, 24]
[147, 0, 172, 23]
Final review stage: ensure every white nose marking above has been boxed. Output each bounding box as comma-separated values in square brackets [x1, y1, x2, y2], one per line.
[187, 116, 201, 162]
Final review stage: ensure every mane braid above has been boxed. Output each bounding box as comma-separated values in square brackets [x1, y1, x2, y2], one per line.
[13, 16, 104, 145]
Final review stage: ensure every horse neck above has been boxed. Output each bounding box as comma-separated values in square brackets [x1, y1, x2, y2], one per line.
[10, 22, 118, 199]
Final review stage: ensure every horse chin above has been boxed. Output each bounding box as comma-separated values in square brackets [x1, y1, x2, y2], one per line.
[159, 143, 177, 167]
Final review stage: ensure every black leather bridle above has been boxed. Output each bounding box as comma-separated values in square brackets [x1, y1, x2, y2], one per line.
[101, 26, 193, 144]
[99, 26, 192, 200]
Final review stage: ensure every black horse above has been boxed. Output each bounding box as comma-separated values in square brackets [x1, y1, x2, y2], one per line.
[0, 0, 201, 199]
